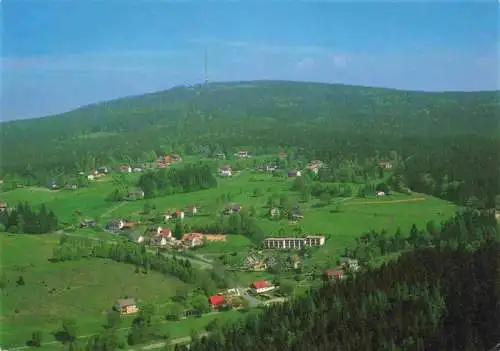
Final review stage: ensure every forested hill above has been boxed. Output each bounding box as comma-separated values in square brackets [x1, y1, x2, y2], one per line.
[3, 80, 498, 138]
[1, 80, 498, 174]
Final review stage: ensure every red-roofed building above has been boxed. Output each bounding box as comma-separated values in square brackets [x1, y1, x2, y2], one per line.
[120, 165, 132, 173]
[324, 269, 345, 281]
[182, 233, 204, 247]
[208, 295, 225, 308]
[250, 280, 275, 294]
[156, 227, 172, 237]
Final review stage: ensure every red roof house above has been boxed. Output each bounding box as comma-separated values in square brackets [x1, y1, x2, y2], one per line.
[156, 227, 172, 237]
[251, 280, 275, 293]
[324, 269, 344, 280]
[208, 295, 225, 307]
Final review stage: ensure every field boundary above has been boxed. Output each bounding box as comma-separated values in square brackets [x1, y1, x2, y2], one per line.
[344, 197, 426, 206]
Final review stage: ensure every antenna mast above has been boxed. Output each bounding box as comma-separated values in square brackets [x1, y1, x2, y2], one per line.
[204, 47, 208, 85]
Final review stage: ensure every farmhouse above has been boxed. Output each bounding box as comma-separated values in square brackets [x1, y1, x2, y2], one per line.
[156, 227, 172, 238]
[126, 189, 145, 201]
[115, 298, 139, 315]
[236, 150, 249, 158]
[251, 280, 275, 294]
[219, 165, 232, 177]
[182, 233, 204, 247]
[379, 161, 393, 169]
[324, 269, 345, 281]
[269, 207, 280, 218]
[263, 235, 326, 249]
[98, 166, 109, 174]
[79, 219, 96, 228]
[119, 165, 132, 173]
[208, 295, 225, 309]
[261, 164, 278, 173]
[288, 170, 301, 177]
[173, 210, 185, 220]
[185, 205, 198, 216]
[0, 202, 8, 212]
[224, 204, 242, 215]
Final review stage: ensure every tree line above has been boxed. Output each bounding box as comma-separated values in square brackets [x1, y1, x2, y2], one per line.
[52, 235, 229, 295]
[0, 202, 58, 234]
[137, 164, 217, 198]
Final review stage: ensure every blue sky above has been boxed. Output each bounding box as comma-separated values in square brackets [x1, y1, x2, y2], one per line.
[1, 1, 498, 121]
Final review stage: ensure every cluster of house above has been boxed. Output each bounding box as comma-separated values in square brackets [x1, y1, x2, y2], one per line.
[156, 153, 183, 169]
[324, 258, 360, 281]
[115, 279, 278, 316]
[208, 280, 276, 310]
[244, 252, 301, 271]
[269, 206, 303, 221]
[147, 227, 227, 249]
[262, 235, 326, 249]
[85, 167, 109, 181]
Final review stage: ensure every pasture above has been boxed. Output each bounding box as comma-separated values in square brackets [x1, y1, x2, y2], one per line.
[0, 234, 191, 348]
[1, 170, 458, 270]
[0, 168, 459, 348]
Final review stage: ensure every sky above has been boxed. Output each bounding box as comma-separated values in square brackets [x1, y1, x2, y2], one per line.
[1, 1, 499, 121]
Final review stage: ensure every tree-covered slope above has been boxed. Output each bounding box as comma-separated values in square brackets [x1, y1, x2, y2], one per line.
[1, 80, 498, 174]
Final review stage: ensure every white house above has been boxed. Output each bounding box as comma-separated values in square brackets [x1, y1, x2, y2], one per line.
[251, 280, 275, 294]
[87, 174, 95, 181]
[219, 166, 232, 177]
[376, 191, 386, 197]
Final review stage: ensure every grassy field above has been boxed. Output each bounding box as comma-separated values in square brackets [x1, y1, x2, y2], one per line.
[0, 170, 458, 267]
[0, 234, 192, 348]
[0, 168, 459, 348]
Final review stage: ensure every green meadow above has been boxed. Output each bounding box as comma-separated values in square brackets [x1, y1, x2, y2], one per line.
[0, 168, 459, 348]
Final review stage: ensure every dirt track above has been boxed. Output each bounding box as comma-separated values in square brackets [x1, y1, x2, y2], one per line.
[344, 197, 426, 205]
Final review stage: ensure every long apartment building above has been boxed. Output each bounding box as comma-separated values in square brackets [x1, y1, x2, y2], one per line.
[263, 235, 326, 249]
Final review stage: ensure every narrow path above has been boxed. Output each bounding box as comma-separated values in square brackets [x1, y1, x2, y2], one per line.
[344, 197, 425, 206]
[101, 201, 127, 217]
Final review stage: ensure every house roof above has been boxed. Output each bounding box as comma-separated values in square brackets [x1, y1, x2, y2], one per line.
[182, 233, 204, 241]
[0, 202, 7, 207]
[116, 298, 136, 307]
[158, 228, 172, 237]
[208, 295, 225, 306]
[252, 280, 271, 289]
[325, 269, 344, 277]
